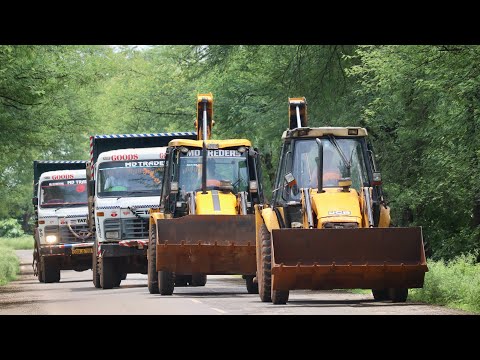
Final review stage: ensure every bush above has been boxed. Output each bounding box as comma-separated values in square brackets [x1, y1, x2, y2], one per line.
[409, 253, 480, 313]
[0, 245, 19, 285]
[0, 218, 24, 238]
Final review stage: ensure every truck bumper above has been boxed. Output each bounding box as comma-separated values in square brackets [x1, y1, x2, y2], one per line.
[39, 242, 94, 271]
[100, 241, 148, 258]
[40, 242, 94, 257]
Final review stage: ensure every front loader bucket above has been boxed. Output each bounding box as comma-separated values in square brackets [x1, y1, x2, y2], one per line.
[271, 227, 428, 291]
[156, 215, 256, 275]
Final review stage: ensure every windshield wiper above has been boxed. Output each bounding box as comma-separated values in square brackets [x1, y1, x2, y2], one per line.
[328, 135, 352, 176]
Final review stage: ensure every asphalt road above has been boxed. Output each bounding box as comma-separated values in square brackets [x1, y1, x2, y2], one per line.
[0, 250, 468, 315]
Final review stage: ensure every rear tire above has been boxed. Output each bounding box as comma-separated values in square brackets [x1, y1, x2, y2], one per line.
[258, 224, 272, 302]
[272, 290, 289, 305]
[100, 257, 116, 289]
[148, 224, 159, 294]
[92, 251, 101, 288]
[191, 273, 207, 287]
[159, 271, 174, 295]
[245, 275, 258, 294]
[372, 289, 389, 301]
[42, 257, 60, 283]
[389, 288, 408, 302]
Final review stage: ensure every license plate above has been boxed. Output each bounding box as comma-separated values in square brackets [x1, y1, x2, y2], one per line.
[72, 247, 93, 255]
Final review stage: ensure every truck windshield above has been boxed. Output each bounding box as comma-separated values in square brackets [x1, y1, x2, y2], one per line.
[97, 160, 164, 197]
[178, 149, 249, 194]
[40, 179, 88, 207]
[289, 137, 368, 199]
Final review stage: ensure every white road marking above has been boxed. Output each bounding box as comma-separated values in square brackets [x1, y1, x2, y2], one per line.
[211, 307, 227, 314]
[190, 299, 202, 304]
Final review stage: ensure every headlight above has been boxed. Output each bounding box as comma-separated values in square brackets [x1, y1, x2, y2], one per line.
[105, 231, 120, 239]
[46, 235, 58, 243]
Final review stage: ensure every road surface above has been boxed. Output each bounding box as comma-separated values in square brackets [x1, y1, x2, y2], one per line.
[0, 250, 468, 315]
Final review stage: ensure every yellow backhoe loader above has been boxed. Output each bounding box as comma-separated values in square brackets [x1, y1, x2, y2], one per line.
[255, 97, 428, 304]
[148, 93, 265, 295]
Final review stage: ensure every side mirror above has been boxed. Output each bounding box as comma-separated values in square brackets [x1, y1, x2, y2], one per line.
[284, 172, 299, 196]
[32, 197, 38, 206]
[88, 179, 95, 195]
[170, 181, 179, 194]
[372, 172, 382, 186]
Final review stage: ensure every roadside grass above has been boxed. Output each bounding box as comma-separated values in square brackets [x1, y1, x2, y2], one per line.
[409, 254, 480, 313]
[0, 244, 19, 285]
[0, 235, 34, 250]
[346, 254, 480, 313]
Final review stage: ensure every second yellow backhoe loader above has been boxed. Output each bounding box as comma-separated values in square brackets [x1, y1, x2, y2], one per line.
[255, 97, 428, 304]
[148, 93, 265, 295]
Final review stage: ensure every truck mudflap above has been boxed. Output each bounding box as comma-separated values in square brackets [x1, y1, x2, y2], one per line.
[156, 215, 256, 275]
[270, 227, 428, 291]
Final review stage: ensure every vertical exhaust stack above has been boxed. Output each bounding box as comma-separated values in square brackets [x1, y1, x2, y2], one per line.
[196, 93, 214, 141]
[196, 93, 214, 194]
[288, 97, 308, 129]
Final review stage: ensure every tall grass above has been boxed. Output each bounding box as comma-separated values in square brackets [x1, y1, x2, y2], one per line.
[0, 245, 19, 285]
[409, 254, 480, 313]
[0, 235, 34, 250]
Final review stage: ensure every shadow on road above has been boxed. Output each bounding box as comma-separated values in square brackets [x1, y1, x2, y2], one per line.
[271, 299, 430, 308]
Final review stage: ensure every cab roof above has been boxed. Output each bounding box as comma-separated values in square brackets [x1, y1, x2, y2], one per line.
[282, 127, 368, 140]
[169, 139, 252, 148]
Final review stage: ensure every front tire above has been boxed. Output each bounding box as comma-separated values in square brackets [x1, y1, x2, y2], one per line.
[272, 289, 289, 305]
[158, 271, 175, 295]
[191, 273, 207, 287]
[92, 251, 101, 288]
[372, 289, 389, 301]
[148, 224, 159, 294]
[389, 288, 408, 302]
[100, 257, 116, 289]
[258, 224, 272, 302]
[42, 257, 60, 283]
[245, 275, 258, 294]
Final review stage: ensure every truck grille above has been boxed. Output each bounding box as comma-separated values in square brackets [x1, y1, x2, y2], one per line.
[60, 224, 92, 243]
[124, 218, 149, 239]
[104, 218, 149, 240]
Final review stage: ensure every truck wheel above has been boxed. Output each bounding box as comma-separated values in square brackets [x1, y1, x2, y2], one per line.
[148, 223, 159, 294]
[100, 257, 116, 290]
[175, 275, 189, 287]
[38, 265, 45, 283]
[158, 271, 174, 295]
[258, 224, 272, 302]
[245, 275, 258, 294]
[191, 273, 207, 287]
[389, 288, 408, 302]
[92, 251, 101, 288]
[372, 289, 389, 301]
[114, 273, 122, 288]
[120, 273, 127, 280]
[272, 289, 289, 305]
[42, 257, 60, 283]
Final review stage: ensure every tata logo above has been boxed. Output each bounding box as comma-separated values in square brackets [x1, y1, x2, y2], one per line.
[52, 174, 74, 180]
[112, 154, 139, 161]
[77, 218, 87, 224]
[111, 212, 118, 217]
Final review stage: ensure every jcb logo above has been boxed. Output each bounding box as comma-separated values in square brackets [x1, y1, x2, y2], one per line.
[112, 154, 139, 161]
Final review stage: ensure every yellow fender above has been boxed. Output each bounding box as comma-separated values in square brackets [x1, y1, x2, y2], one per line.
[378, 204, 391, 228]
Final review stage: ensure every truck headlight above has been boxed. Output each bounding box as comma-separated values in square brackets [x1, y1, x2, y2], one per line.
[105, 231, 120, 239]
[46, 235, 58, 244]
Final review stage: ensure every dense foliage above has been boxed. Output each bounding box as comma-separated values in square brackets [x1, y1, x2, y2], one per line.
[0, 45, 478, 260]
